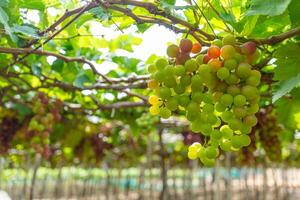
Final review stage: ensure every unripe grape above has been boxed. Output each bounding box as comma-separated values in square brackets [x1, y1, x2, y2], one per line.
[174, 84, 185, 94]
[241, 85, 259, 100]
[215, 102, 226, 112]
[191, 43, 202, 54]
[147, 79, 159, 89]
[212, 39, 222, 47]
[188, 151, 198, 160]
[153, 70, 167, 82]
[228, 118, 243, 131]
[233, 106, 247, 118]
[205, 146, 219, 159]
[231, 135, 243, 149]
[211, 130, 222, 140]
[217, 67, 230, 80]
[174, 65, 186, 76]
[222, 34, 236, 46]
[166, 97, 178, 111]
[225, 74, 240, 85]
[149, 106, 160, 115]
[196, 54, 204, 65]
[221, 45, 236, 60]
[180, 38, 193, 52]
[200, 123, 213, 136]
[164, 65, 175, 75]
[243, 115, 258, 127]
[178, 95, 190, 107]
[247, 103, 259, 114]
[221, 111, 233, 122]
[240, 134, 251, 146]
[236, 63, 251, 79]
[191, 121, 202, 133]
[227, 85, 240, 96]
[167, 44, 180, 58]
[241, 41, 256, 55]
[191, 92, 204, 103]
[187, 111, 198, 121]
[156, 58, 168, 70]
[208, 59, 222, 71]
[207, 46, 221, 59]
[197, 146, 206, 157]
[164, 76, 177, 88]
[220, 94, 233, 107]
[202, 103, 214, 113]
[158, 87, 171, 99]
[220, 125, 233, 139]
[200, 156, 215, 167]
[148, 95, 160, 105]
[212, 92, 223, 102]
[224, 59, 238, 70]
[220, 139, 231, 151]
[180, 75, 191, 86]
[198, 64, 211, 75]
[187, 101, 199, 111]
[185, 59, 199, 72]
[148, 64, 156, 73]
[159, 107, 171, 119]
[240, 124, 252, 134]
[233, 95, 247, 106]
[234, 53, 246, 63]
[191, 75, 203, 91]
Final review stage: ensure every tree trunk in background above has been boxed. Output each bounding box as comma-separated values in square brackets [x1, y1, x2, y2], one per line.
[29, 155, 41, 200]
[158, 127, 168, 200]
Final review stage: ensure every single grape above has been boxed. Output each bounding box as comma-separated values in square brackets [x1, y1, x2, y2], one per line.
[220, 94, 233, 107]
[196, 54, 204, 65]
[220, 139, 231, 151]
[203, 103, 214, 113]
[205, 146, 219, 159]
[215, 102, 226, 112]
[227, 85, 240, 96]
[178, 95, 190, 107]
[220, 111, 233, 122]
[198, 64, 211, 75]
[158, 87, 172, 99]
[222, 34, 236, 46]
[212, 39, 222, 47]
[188, 150, 198, 160]
[231, 135, 243, 149]
[191, 92, 204, 103]
[207, 46, 221, 59]
[149, 106, 160, 115]
[164, 76, 177, 88]
[200, 156, 215, 167]
[191, 43, 202, 54]
[167, 44, 180, 58]
[174, 65, 186, 76]
[148, 95, 160, 105]
[153, 70, 167, 83]
[180, 75, 191, 86]
[174, 84, 185, 94]
[236, 63, 251, 79]
[203, 54, 211, 64]
[217, 67, 230, 80]
[176, 52, 190, 65]
[240, 134, 251, 146]
[247, 103, 259, 114]
[225, 74, 240, 85]
[233, 106, 247, 118]
[180, 38, 193, 52]
[233, 95, 247, 106]
[220, 125, 233, 139]
[156, 58, 168, 70]
[147, 79, 159, 89]
[166, 97, 178, 111]
[191, 75, 203, 91]
[241, 85, 259, 100]
[221, 45, 236, 60]
[185, 59, 199, 72]
[211, 130, 222, 140]
[228, 118, 243, 131]
[241, 41, 256, 55]
[224, 59, 238, 70]
[159, 107, 171, 119]
[243, 115, 258, 127]
[239, 124, 252, 134]
[148, 64, 157, 73]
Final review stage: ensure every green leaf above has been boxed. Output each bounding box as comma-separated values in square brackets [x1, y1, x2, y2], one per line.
[0, 0, 9, 7]
[241, 16, 259, 36]
[274, 43, 300, 80]
[0, 7, 17, 42]
[31, 65, 41, 76]
[272, 74, 300, 103]
[12, 24, 40, 39]
[19, 0, 45, 11]
[246, 0, 292, 16]
[288, 0, 300, 28]
[52, 59, 64, 73]
[73, 71, 95, 88]
[89, 7, 110, 21]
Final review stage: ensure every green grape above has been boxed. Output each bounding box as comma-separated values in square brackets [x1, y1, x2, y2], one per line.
[164, 65, 174, 75]
[234, 53, 246, 63]
[224, 59, 238, 70]
[228, 118, 243, 131]
[243, 115, 258, 127]
[220, 125, 233, 139]
[200, 156, 215, 167]
[200, 124, 213, 136]
[233, 95, 247, 106]
[220, 139, 231, 151]
[196, 54, 204, 65]
[225, 74, 240, 85]
[241, 85, 259, 100]
[202, 103, 214, 113]
[197, 146, 206, 157]
[240, 134, 251, 146]
[191, 75, 203, 91]
[164, 76, 177, 88]
[233, 106, 247, 118]
[212, 92, 223, 102]
[156, 58, 168, 70]
[174, 84, 185, 94]
[191, 121, 202, 133]
[215, 81, 228, 92]
[158, 87, 172, 99]
[236, 63, 251, 79]
[189, 142, 202, 150]
[246, 75, 260, 86]
[215, 102, 226, 112]
[220, 94, 233, 107]
[211, 129, 222, 140]
[149, 106, 160, 115]
[227, 85, 240, 96]
[247, 103, 259, 114]
[211, 39, 222, 47]
[231, 135, 243, 149]
[217, 67, 230, 80]
[239, 124, 252, 134]
[191, 92, 204, 103]
[204, 74, 218, 90]
[166, 97, 178, 111]
[180, 75, 191, 86]
[207, 114, 218, 124]
[159, 107, 171, 119]
[187, 111, 198, 121]
[187, 102, 199, 111]
[188, 151, 198, 160]
[222, 34, 236, 46]
[203, 93, 213, 104]
[221, 45, 236, 60]
[197, 64, 211, 74]
[205, 146, 219, 159]
[213, 116, 221, 127]
[174, 65, 186, 76]
[178, 95, 190, 107]
[185, 59, 198, 72]
[148, 64, 156, 73]
[221, 111, 234, 122]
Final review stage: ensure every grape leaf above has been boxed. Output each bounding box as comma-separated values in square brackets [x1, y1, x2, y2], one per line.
[274, 43, 300, 80]
[19, 0, 45, 11]
[0, 0, 9, 7]
[272, 74, 300, 103]
[0, 7, 17, 42]
[12, 24, 39, 38]
[288, 0, 300, 28]
[52, 59, 64, 73]
[246, 0, 292, 16]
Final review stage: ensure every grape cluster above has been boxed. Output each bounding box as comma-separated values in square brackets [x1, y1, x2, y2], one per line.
[0, 117, 20, 154]
[27, 92, 63, 159]
[256, 106, 282, 162]
[147, 36, 261, 166]
[236, 127, 257, 165]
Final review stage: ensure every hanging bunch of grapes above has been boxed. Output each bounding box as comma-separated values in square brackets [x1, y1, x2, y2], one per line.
[256, 106, 282, 162]
[27, 92, 63, 159]
[147, 35, 261, 166]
